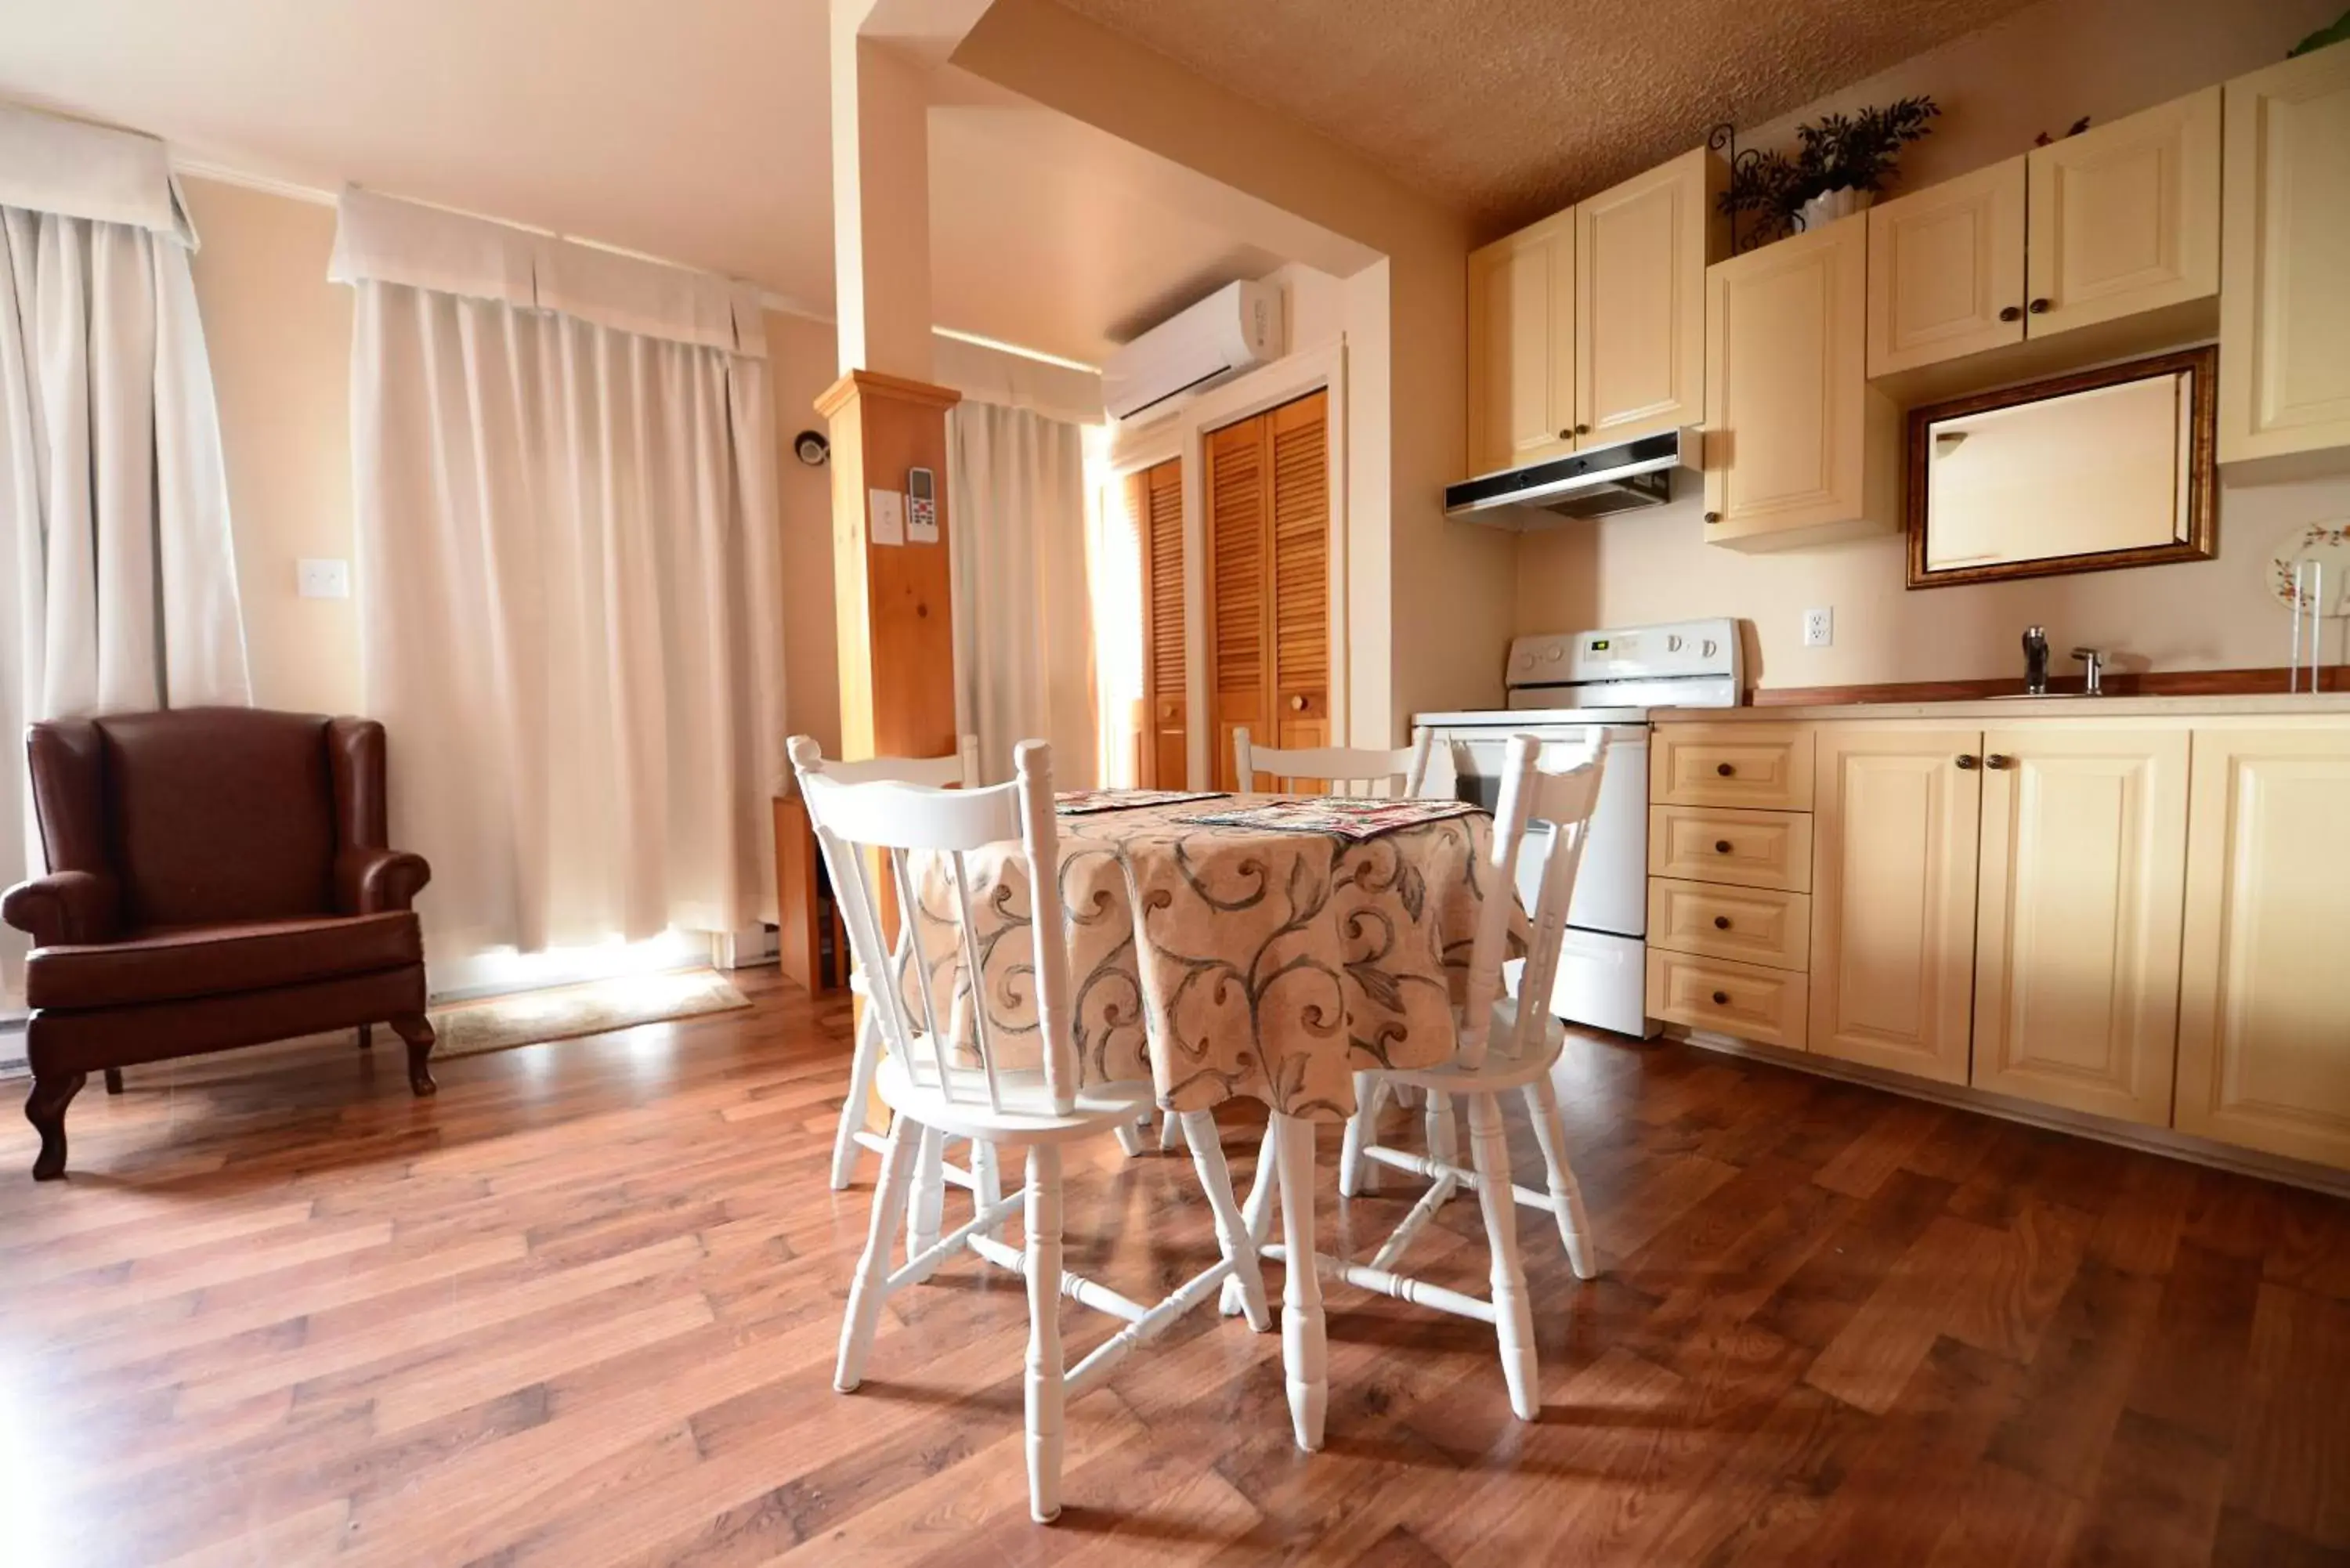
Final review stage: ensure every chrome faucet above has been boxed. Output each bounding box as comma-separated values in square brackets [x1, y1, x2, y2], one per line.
[2023, 626, 2050, 695]
[2073, 647, 2106, 696]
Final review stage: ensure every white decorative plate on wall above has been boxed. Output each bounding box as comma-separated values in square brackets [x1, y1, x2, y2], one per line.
[2271, 521, 2350, 620]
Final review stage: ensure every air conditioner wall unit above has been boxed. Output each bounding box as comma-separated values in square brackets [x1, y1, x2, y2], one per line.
[1104, 280, 1282, 423]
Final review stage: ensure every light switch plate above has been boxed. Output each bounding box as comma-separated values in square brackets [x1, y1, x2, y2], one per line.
[1802, 606, 1833, 648]
[298, 558, 351, 599]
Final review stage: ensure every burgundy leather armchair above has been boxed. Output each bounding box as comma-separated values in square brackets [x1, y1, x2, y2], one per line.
[3, 709, 436, 1180]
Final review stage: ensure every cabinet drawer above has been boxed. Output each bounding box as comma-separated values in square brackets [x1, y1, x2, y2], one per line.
[1647, 948, 1809, 1049]
[1653, 724, 1814, 810]
[1648, 878, 1811, 971]
[1650, 805, 1813, 891]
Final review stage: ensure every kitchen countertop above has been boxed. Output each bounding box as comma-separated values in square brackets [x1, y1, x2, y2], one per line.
[1654, 692, 2350, 722]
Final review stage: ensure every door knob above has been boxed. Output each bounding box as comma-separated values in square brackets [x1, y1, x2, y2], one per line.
[1703, 511, 1723, 524]
[2028, 298, 2052, 314]
[1713, 916, 1731, 930]
[1289, 695, 1307, 712]
[1998, 305, 2023, 322]
[1985, 753, 2014, 770]
[1558, 428, 1573, 440]
[1575, 423, 1591, 435]
[1956, 754, 1980, 770]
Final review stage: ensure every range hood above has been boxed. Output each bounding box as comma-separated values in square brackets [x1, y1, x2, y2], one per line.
[1444, 428, 1697, 527]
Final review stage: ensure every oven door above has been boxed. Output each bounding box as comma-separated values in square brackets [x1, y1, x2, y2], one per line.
[1434, 725, 1649, 939]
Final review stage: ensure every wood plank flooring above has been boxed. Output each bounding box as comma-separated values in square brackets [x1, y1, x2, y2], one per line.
[3, 966, 2346, 1565]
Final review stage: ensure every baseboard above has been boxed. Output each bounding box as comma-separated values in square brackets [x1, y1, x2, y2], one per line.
[1672, 1026, 2350, 1201]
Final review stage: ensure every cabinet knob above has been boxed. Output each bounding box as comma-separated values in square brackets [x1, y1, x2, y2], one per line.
[1289, 695, 1307, 712]
[1956, 754, 1980, 770]
[1716, 762, 1735, 777]
[1703, 511, 1723, 524]
[1558, 428, 1573, 440]
[1575, 423, 1591, 435]
[1713, 916, 1731, 930]
[2028, 298, 2052, 314]
[1985, 753, 2014, 770]
[1710, 990, 1730, 1006]
[1714, 840, 1733, 854]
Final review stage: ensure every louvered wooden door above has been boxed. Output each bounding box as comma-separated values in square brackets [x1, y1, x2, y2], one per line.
[1130, 458, 1187, 788]
[1206, 390, 1330, 793]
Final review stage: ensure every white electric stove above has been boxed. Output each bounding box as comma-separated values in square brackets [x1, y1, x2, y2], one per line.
[1415, 618, 1744, 1038]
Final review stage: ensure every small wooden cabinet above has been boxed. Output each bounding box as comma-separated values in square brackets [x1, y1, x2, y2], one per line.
[1130, 457, 1187, 789]
[2220, 45, 2350, 468]
[1867, 160, 2027, 376]
[1807, 725, 1981, 1085]
[2175, 724, 2350, 1168]
[1701, 212, 1900, 551]
[1467, 211, 1576, 476]
[1969, 728, 2189, 1125]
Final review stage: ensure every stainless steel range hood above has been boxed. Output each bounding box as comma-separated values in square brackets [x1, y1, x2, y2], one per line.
[1444, 428, 1697, 527]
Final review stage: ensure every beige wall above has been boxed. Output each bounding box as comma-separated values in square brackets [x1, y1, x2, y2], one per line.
[1516, 0, 2350, 691]
[183, 175, 361, 716]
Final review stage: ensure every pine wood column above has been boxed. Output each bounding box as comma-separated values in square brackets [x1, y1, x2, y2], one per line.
[815, 370, 963, 765]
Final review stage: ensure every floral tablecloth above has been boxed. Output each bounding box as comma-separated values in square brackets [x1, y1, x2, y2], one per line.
[898, 797, 1499, 1122]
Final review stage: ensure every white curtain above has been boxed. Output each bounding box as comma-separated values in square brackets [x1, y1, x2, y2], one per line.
[0, 106, 250, 1007]
[341, 197, 784, 963]
[946, 401, 1097, 786]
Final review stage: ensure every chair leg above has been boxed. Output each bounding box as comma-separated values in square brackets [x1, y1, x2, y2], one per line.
[27, 1071, 87, 1181]
[103, 1068, 125, 1096]
[837, 1114, 920, 1393]
[1220, 1121, 1282, 1317]
[1338, 1071, 1383, 1198]
[1523, 1073, 1598, 1280]
[1467, 1091, 1540, 1421]
[830, 1006, 884, 1189]
[972, 1137, 1004, 1238]
[1272, 1112, 1328, 1452]
[389, 1014, 436, 1096]
[1181, 1110, 1271, 1332]
[1426, 1089, 1459, 1167]
[1112, 1120, 1144, 1157]
[1023, 1143, 1067, 1523]
[903, 1123, 947, 1282]
[356, 1024, 373, 1052]
[1157, 1109, 1184, 1151]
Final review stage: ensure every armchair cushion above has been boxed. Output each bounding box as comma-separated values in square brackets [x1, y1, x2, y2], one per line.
[24, 911, 421, 1011]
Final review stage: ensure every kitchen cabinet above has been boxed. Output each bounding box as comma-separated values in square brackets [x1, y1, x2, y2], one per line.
[1206, 391, 1331, 792]
[1701, 212, 1900, 551]
[1808, 725, 1980, 1084]
[1650, 721, 1813, 811]
[1969, 728, 2189, 1125]
[1130, 457, 1187, 789]
[1574, 147, 1723, 448]
[1650, 804, 1811, 891]
[2220, 46, 2350, 469]
[1648, 947, 1807, 1050]
[2175, 724, 2350, 1168]
[1466, 211, 1575, 476]
[1867, 160, 2027, 377]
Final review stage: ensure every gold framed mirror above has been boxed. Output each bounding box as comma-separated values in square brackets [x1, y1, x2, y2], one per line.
[1906, 345, 2217, 589]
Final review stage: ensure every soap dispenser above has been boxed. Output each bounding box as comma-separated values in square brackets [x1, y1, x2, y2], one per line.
[2023, 626, 2050, 695]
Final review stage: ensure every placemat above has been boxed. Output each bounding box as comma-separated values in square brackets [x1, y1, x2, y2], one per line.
[1054, 788, 1231, 815]
[1167, 796, 1483, 841]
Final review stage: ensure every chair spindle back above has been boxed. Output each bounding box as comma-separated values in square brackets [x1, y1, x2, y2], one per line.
[1233, 726, 1437, 798]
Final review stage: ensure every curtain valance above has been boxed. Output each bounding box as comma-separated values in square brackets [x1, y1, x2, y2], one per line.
[0, 101, 193, 245]
[328, 188, 766, 359]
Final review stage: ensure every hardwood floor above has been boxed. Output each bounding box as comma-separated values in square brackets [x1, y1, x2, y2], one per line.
[3, 966, 2346, 1566]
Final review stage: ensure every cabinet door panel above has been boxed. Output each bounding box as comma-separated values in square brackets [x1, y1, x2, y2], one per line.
[2177, 727, 2350, 1169]
[1575, 148, 1719, 446]
[1970, 729, 2187, 1125]
[1270, 393, 1332, 778]
[2221, 48, 2350, 464]
[1810, 726, 1981, 1082]
[1468, 213, 1575, 475]
[1135, 460, 1188, 788]
[1206, 418, 1267, 793]
[2027, 86, 2220, 338]
[1867, 158, 2026, 376]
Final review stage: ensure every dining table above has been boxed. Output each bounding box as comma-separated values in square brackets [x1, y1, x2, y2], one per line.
[900, 786, 1504, 1450]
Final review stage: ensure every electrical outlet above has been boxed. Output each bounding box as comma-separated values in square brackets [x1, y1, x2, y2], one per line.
[297, 558, 350, 600]
[1802, 606, 1834, 649]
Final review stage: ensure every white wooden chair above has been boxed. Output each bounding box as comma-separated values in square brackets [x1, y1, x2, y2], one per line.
[1233, 725, 1437, 798]
[793, 735, 1273, 1523]
[1234, 732, 1607, 1422]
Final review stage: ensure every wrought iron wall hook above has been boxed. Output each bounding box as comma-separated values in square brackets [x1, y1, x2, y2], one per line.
[1705, 121, 1772, 255]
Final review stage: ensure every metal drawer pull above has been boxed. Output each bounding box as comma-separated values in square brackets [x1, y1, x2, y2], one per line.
[1985, 753, 2014, 770]
[1956, 754, 1979, 770]
[1714, 840, 1733, 854]
[1713, 916, 1731, 930]
[1716, 762, 1735, 777]
[1710, 990, 1730, 1006]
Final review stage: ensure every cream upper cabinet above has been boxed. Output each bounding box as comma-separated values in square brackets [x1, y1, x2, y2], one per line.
[1574, 147, 1724, 446]
[1969, 728, 2188, 1126]
[1867, 159, 2027, 378]
[2175, 724, 2350, 1169]
[2026, 86, 2222, 339]
[1467, 211, 1575, 475]
[2221, 45, 2350, 468]
[1702, 212, 1900, 551]
[1809, 725, 1981, 1084]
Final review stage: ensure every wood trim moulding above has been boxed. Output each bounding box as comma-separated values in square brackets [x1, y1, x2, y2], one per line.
[1748, 666, 2348, 707]
[815, 368, 964, 417]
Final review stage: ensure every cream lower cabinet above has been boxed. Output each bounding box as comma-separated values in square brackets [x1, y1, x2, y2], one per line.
[1969, 728, 2189, 1125]
[2175, 725, 2350, 1167]
[1808, 725, 1982, 1084]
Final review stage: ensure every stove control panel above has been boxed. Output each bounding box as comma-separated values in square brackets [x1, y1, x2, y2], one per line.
[1506, 618, 1742, 690]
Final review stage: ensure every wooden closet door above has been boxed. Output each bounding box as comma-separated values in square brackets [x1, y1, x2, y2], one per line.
[1133, 458, 1187, 787]
[1205, 390, 1330, 792]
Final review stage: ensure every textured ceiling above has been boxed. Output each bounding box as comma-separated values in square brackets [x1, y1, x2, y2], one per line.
[1050, 0, 2041, 232]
